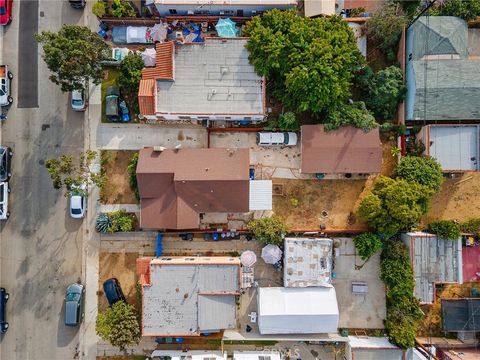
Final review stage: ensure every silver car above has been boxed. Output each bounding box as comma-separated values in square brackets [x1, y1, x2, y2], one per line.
[64, 283, 84, 326]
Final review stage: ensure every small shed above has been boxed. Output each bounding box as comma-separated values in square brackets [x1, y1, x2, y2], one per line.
[346, 336, 405, 360]
[257, 287, 339, 334]
[442, 299, 480, 332]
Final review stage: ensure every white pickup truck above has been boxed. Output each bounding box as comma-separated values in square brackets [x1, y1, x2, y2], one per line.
[0, 65, 13, 107]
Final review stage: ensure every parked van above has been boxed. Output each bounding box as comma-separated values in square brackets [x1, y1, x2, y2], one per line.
[256, 132, 298, 146]
[0, 65, 13, 107]
[0, 181, 10, 220]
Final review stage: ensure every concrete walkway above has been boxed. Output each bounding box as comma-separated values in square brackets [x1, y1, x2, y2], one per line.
[96, 123, 207, 150]
[100, 204, 140, 213]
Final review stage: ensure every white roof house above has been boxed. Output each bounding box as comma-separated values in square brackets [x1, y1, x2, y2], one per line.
[233, 351, 282, 360]
[257, 287, 339, 334]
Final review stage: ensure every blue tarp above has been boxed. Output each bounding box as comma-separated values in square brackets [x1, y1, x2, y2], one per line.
[155, 233, 163, 257]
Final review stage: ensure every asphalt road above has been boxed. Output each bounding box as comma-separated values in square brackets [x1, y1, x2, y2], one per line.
[0, 1, 87, 359]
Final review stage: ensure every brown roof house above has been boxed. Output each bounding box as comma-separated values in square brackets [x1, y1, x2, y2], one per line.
[138, 38, 266, 124]
[300, 125, 382, 174]
[136, 147, 271, 230]
[137, 256, 241, 336]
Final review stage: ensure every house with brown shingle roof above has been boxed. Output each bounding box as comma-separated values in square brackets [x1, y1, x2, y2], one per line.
[136, 147, 271, 230]
[138, 38, 266, 124]
[300, 125, 382, 174]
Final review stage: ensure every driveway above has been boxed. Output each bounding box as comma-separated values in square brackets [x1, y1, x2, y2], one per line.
[96, 123, 207, 150]
[209, 131, 305, 179]
[0, 1, 87, 359]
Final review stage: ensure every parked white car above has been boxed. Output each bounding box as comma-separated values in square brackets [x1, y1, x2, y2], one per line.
[0, 181, 10, 220]
[256, 132, 298, 146]
[71, 89, 86, 111]
[0, 65, 13, 107]
[69, 183, 86, 219]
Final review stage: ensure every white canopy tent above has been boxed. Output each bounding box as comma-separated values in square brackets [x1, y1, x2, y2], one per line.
[257, 287, 339, 334]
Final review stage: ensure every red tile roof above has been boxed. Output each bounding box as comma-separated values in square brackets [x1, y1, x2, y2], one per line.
[301, 125, 382, 174]
[138, 79, 155, 116]
[141, 42, 174, 81]
[137, 148, 250, 230]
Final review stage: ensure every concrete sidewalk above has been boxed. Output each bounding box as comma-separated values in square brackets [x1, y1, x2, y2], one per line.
[100, 204, 140, 213]
[96, 123, 208, 150]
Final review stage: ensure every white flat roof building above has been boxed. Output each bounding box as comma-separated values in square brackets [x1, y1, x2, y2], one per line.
[233, 351, 282, 360]
[257, 287, 339, 334]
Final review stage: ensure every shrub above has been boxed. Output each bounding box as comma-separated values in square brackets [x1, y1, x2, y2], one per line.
[96, 302, 140, 350]
[394, 156, 443, 192]
[427, 220, 461, 240]
[353, 233, 383, 261]
[365, 66, 406, 121]
[118, 54, 144, 94]
[92, 1, 106, 17]
[460, 218, 480, 236]
[366, 4, 409, 60]
[111, 0, 136, 18]
[381, 240, 423, 349]
[358, 176, 434, 236]
[278, 112, 299, 131]
[247, 217, 286, 245]
[96, 213, 112, 234]
[430, 0, 480, 20]
[110, 209, 135, 232]
[324, 101, 378, 132]
[128, 152, 139, 201]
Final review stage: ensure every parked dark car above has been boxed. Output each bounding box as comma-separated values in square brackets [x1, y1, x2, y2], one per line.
[0, 287, 9, 333]
[64, 283, 85, 326]
[103, 278, 126, 306]
[0, 146, 12, 182]
[105, 86, 120, 122]
[68, 0, 85, 9]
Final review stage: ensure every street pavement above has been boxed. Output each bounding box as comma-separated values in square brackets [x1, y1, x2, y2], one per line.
[0, 1, 89, 359]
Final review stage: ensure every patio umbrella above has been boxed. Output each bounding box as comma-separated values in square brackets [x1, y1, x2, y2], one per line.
[241, 250, 257, 268]
[261, 244, 283, 264]
[215, 18, 238, 38]
[140, 48, 156, 67]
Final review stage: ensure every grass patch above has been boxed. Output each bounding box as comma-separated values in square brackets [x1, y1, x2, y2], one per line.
[101, 68, 121, 123]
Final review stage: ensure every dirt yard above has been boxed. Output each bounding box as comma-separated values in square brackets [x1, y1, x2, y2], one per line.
[100, 150, 138, 204]
[272, 179, 369, 231]
[422, 172, 480, 225]
[98, 252, 140, 312]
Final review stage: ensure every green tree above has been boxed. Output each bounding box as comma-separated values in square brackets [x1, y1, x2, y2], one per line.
[92, 1, 106, 17]
[353, 233, 383, 261]
[36, 25, 110, 92]
[128, 152, 140, 201]
[247, 216, 286, 245]
[394, 156, 443, 192]
[96, 302, 140, 351]
[358, 176, 434, 235]
[111, 0, 136, 17]
[427, 220, 461, 240]
[278, 112, 299, 131]
[244, 10, 363, 114]
[460, 218, 480, 236]
[366, 4, 409, 60]
[365, 66, 406, 120]
[45, 150, 104, 197]
[381, 240, 423, 349]
[430, 0, 480, 20]
[118, 54, 144, 94]
[324, 101, 378, 131]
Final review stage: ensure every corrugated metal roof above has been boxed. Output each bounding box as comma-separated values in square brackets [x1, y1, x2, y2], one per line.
[249, 180, 272, 211]
[402, 232, 463, 303]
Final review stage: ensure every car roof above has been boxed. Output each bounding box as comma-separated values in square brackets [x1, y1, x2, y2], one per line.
[66, 283, 83, 294]
[65, 301, 79, 325]
[70, 196, 82, 209]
